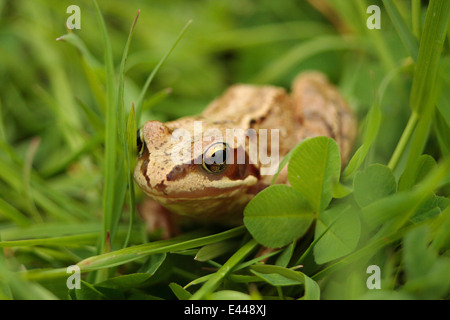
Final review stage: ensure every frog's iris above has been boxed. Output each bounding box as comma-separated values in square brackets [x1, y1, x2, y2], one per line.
[202, 142, 229, 174]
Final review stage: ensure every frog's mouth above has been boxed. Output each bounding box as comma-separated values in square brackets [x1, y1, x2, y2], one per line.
[136, 172, 258, 223]
[150, 174, 259, 200]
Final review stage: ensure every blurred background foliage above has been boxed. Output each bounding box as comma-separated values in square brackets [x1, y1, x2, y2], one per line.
[0, 0, 448, 299]
[1, 0, 417, 171]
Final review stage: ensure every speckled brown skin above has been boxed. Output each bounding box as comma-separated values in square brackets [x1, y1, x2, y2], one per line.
[292, 72, 356, 163]
[134, 72, 357, 228]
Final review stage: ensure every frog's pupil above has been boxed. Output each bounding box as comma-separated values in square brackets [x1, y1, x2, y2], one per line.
[211, 150, 226, 164]
[202, 143, 228, 173]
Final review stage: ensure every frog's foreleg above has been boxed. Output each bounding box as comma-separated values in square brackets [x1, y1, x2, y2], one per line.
[138, 198, 179, 239]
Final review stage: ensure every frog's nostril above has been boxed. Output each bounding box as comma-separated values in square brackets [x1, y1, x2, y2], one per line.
[166, 165, 187, 181]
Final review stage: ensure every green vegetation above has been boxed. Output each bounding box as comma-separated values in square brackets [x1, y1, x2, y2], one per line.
[0, 0, 449, 300]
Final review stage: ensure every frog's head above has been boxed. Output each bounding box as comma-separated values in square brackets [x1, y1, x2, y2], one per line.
[134, 119, 261, 223]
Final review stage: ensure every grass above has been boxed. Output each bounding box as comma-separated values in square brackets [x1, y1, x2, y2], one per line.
[0, 0, 449, 300]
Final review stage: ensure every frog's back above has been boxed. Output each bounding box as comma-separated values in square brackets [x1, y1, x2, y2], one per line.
[291, 72, 357, 164]
[201, 72, 357, 165]
[201, 84, 298, 161]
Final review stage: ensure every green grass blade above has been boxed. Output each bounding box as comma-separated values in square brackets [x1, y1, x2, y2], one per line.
[55, 33, 102, 70]
[389, 0, 449, 172]
[123, 105, 137, 248]
[0, 236, 13, 299]
[412, 0, 422, 39]
[119, 11, 140, 249]
[190, 238, 258, 300]
[0, 223, 100, 241]
[40, 134, 103, 178]
[22, 227, 245, 281]
[0, 100, 5, 143]
[0, 233, 98, 248]
[79, 227, 244, 271]
[117, 10, 140, 142]
[142, 87, 172, 113]
[114, 10, 140, 251]
[250, 264, 320, 300]
[23, 138, 42, 223]
[410, 0, 450, 116]
[92, 0, 118, 253]
[343, 97, 381, 180]
[203, 21, 333, 51]
[252, 35, 359, 84]
[135, 19, 192, 125]
[0, 161, 81, 222]
[434, 109, 450, 157]
[0, 198, 31, 227]
[387, 112, 419, 171]
[382, 0, 419, 61]
[0, 265, 58, 300]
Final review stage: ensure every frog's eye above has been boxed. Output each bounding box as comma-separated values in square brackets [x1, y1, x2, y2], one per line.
[202, 142, 229, 174]
[137, 129, 145, 156]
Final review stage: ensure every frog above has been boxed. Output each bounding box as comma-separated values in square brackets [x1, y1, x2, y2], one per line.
[134, 72, 357, 233]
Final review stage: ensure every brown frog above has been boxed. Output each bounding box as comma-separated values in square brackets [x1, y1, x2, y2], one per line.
[134, 72, 357, 232]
